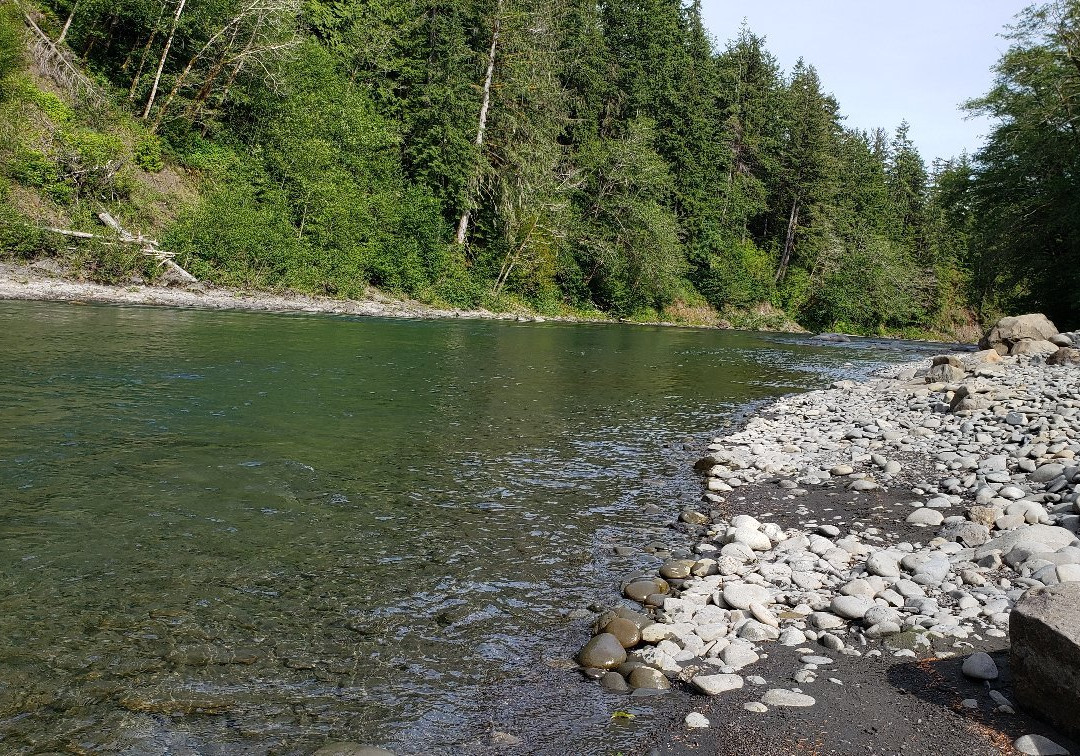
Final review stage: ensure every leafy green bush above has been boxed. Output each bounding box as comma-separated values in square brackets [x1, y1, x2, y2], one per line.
[133, 134, 164, 173]
[26, 87, 75, 124]
[164, 180, 310, 290]
[696, 238, 777, 309]
[8, 146, 57, 188]
[0, 200, 51, 258]
[65, 237, 158, 284]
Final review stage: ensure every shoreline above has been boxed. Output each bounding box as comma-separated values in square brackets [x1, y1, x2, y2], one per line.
[0, 260, 800, 332]
[577, 331, 1080, 755]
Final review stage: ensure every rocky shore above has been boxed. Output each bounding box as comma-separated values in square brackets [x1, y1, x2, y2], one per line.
[0, 259, 807, 331]
[580, 315, 1080, 755]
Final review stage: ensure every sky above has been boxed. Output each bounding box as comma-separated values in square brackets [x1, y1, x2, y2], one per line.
[699, 1, 1032, 163]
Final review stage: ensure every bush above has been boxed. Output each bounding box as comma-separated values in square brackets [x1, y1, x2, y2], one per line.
[0, 200, 51, 258]
[695, 238, 777, 309]
[164, 180, 310, 290]
[133, 133, 164, 173]
[55, 127, 127, 201]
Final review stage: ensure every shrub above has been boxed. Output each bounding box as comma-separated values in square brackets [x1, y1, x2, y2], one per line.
[133, 134, 164, 173]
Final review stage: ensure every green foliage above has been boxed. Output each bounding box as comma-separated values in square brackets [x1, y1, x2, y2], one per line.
[25, 86, 75, 123]
[165, 179, 312, 290]
[696, 239, 776, 309]
[133, 133, 164, 172]
[8, 0, 1064, 332]
[572, 119, 687, 316]
[0, 199, 51, 258]
[0, 5, 25, 97]
[66, 236, 159, 284]
[54, 126, 128, 202]
[957, 0, 1080, 327]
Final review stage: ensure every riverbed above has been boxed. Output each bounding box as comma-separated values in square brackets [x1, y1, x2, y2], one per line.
[0, 301, 939, 754]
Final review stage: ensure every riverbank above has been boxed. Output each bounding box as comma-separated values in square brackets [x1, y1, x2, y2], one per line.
[0, 259, 811, 332]
[578, 326, 1080, 755]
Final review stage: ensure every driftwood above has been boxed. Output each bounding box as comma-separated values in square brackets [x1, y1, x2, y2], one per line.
[40, 212, 198, 285]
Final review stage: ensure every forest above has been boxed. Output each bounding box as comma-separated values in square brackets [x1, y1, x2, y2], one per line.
[0, 0, 1077, 333]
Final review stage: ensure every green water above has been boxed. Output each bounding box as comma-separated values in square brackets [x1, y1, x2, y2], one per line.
[0, 301, 930, 754]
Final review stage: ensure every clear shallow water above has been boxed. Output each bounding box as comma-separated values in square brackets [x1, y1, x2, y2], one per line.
[0, 302, 938, 755]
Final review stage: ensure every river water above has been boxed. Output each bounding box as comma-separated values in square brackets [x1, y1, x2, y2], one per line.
[0, 301, 939, 754]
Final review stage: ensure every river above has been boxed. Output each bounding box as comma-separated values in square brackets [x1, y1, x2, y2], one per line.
[0, 301, 938, 754]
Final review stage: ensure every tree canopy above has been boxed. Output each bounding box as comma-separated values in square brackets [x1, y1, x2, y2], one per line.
[1, 0, 1077, 331]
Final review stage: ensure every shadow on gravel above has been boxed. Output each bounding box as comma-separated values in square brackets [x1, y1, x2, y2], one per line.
[886, 649, 1080, 755]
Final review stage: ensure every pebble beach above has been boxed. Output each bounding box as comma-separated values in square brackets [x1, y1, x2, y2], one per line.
[579, 316, 1080, 755]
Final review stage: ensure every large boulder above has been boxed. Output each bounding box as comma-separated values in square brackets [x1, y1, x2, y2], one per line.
[1048, 348, 1080, 367]
[980, 314, 1058, 353]
[1010, 339, 1059, 357]
[1011, 582, 1080, 738]
[975, 524, 1078, 558]
[926, 362, 966, 383]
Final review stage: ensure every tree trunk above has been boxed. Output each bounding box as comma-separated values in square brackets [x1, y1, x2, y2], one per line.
[775, 196, 800, 284]
[455, 0, 502, 247]
[57, 1, 78, 45]
[129, 2, 165, 101]
[151, 8, 255, 131]
[100, 15, 119, 57]
[182, 23, 244, 122]
[142, 0, 186, 120]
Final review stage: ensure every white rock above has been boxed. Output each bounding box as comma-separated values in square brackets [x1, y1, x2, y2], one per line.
[684, 712, 710, 729]
[906, 508, 945, 526]
[761, 689, 816, 707]
[723, 583, 771, 610]
[749, 602, 779, 628]
[831, 595, 874, 620]
[866, 552, 901, 577]
[1014, 734, 1069, 755]
[691, 673, 744, 696]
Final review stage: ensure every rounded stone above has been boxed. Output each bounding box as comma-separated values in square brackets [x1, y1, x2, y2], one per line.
[691, 673, 744, 695]
[685, 712, 710, 729]
[866, 552, 901, 577]
[906, 508, 945, 526]
[743, 702, 768, 713]
[749, 602, 779, 628]
[1014, 734, 1069, 755]
[830, 595, 874, 620]
[659, 560, 696, 580]
[613, 606, 653, 630]
[628, 666, 670, 690]
[624, 578, 667, 602]
[600, 671, 630, 692]
[761, 688, 816, 707]
[732, 526, 772, 551]
[961, 651, 999, 681]
[722, 583, 771, 610]
[314, 747, 396, 756]
[605, 618, 642, 649]
[577, 633, 627, 669]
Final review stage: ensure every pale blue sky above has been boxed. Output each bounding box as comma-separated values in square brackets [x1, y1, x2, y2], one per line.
[700, 1, 1032, 163]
